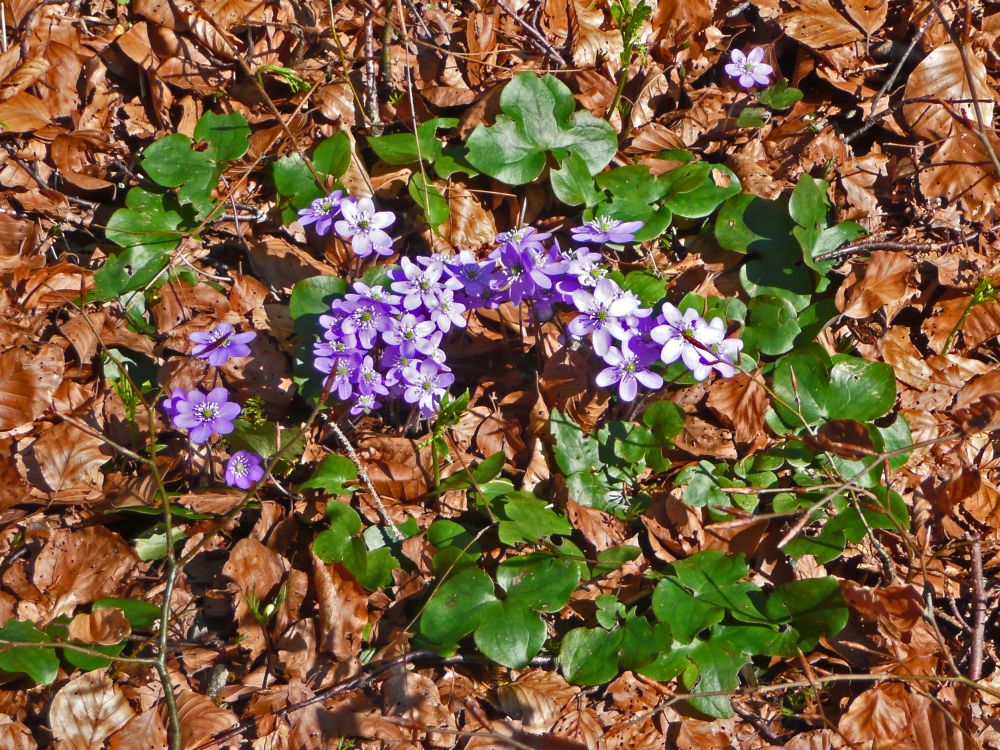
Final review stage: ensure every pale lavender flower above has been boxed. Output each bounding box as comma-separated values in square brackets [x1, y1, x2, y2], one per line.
[571, 217, 643, 245]
[724, 47, 773, 89]
[382, 313, 438, 355]
[428, 289, 467, 333]
[496, 226, 551, 255]
[161, 388, 187, 421]
[298, 191, 344, 236]
[595, 336, 663, 402]
[567, 277, 637, 356]
[325, 356, 359, 401]
[651, 305, 720, 366]
[171, 387, 241, 444]
[390, 257, 460, 311]
[334, 197, 395, 257]
[402, 359, 455, 417]
[189, 323, 256, 366]
[341, 302, 394, 350]
[702, 336, 744, 379]
[350, 393, 382, 417]
[225, 450, 265, 490]
[356, 355, 389, 397]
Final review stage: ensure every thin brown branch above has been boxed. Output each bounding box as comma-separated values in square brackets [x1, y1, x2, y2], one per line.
[813, 230, 978, 262]
[493, 0, 566, 66]
[968, 538, 986, 680]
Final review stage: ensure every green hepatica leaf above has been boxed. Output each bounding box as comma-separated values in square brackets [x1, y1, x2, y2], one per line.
[193, 111, 251, 163]
[408, 173, 449, 228]
[756, 81, 803, 110]
[104, 187, 186, 255]
[661, 162, 741, 218]
[741, 295, 801, 357]
[559, 626, 624, 685]
[0, 619, 59, 685]
[652, 577, 724, 644]
[551, 152, 602, 207]
[474, 600, 546, 668]
[289, 275, 347, 335]
[420, 567, 497, 647]
[825, 355, 896, 422]
[770, 344, 834, 428]
[313, 131, 352, 178]
[466, 72, 617, 185]
[765, 577, 848, 652]
[550, 409, 600, 476]
[301, 456, 358, 495]
[498, 553, 583, 613]
[670, 551, 764, 622]
[496, 492, 572, 544]
[273, 153, 323, 210]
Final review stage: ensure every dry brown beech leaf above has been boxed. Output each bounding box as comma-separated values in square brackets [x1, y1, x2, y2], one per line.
[705, 370, 768, 447]
[842, 0, 887, 36]
[67, 607, 131, 645]
[0, 345, 64, 434]
[904, 43, 994, 141]
[568, 0, 623, 68]
[312, 551, 368, 661]
[25, 421, 107, 496]
[838, 683, 972, 749]
[107, 710, 170, 750]
[29, 526, 140, 621]
[49, 671, 135, 750]
[174, 689, 239, 750]
[836, 250, 914, 319]
[223, 537, 292, 660]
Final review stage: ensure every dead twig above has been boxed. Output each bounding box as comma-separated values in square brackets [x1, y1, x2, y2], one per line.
[493, 0, 565, 66]
[969, 538, 987, 681]
[813, 230, 978, 262]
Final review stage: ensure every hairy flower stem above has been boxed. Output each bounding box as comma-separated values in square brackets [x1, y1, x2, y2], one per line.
[329, 420, 402, 540]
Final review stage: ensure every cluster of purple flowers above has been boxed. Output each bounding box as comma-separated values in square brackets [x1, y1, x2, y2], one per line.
[300, 196, 745, 412]
[159, 323, 267, 491]
[298, 191, 396, 257]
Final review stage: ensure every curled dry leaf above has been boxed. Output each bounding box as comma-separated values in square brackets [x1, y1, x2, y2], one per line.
[0, 345, 65, 434]
[223, 537, 292, 660]
[496, 669, 578, 733]
[23, 421, 107, 497]
[0, 718, 36, 750]
[705, 370, 768, 447]
[29, 526, 140, 621]
[842, 0, 887, 36]
[311, 551, 368, 661]
[50, 130, 116, 191]
[904, 44, 994, 141]
[67, 607, 131, 645]
[107, 709, 169, 750]
[382, 666, 454, 741]
[174, 689, 239, 750]
[779, 0, 864, 71]
[568, 0, 623, 68]
[952, 393, 1000, 434]
[836, 251, 914, 320]
[49, 670, 135, 750]
[838, 683, 972, 749]
[437, 183, 496, 251]
[802, 419, 876, 459]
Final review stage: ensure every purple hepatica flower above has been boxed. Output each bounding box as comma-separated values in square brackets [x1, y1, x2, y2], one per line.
[225, 450, 265, 490]
[595, 335, 664, 402]
[297, 191, 344, 236]
[557, 247, 607, 298]
[161, 388, 187, 421]
[171, 387, 241, 444]
[357, 355, 389, 397]
[325, 356, 359, 400]
[496, 226, 551, 255]
[571, 217, 644, 245]
[445, 250, 497, 300]
[402, 359, 455, 418]
[350, 393, 382, 417]
[345, 281, 401, 313]
[382, 313, 438, 355]
[567, 277, 638, 356]
[390, 257, 459, 312]
[652, 305, 715, 364]
[498, 243, 566, 306]
[724, 47, 773, 89]
[701, 336, 744, 379]
[341, 302, 394, 350]
[189, 323, 256, 367]
[313, 340, 360, 377]
[334, 197, 395, 257]
[380, 345, 416, 391]
[429, 289, 467, 333]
